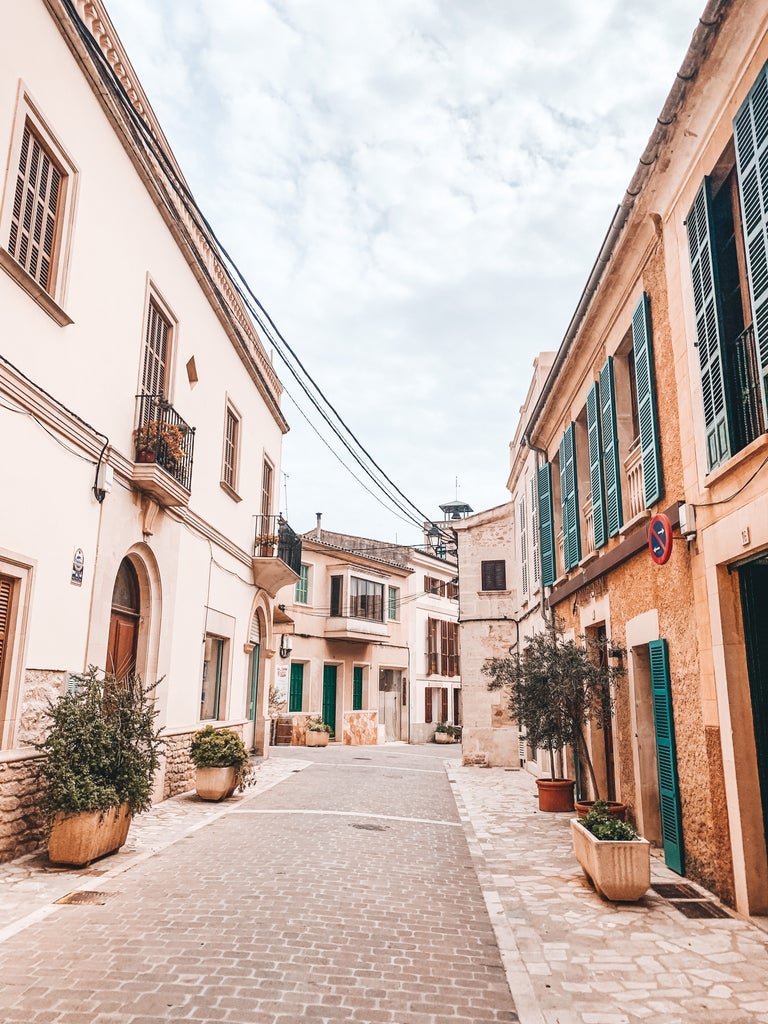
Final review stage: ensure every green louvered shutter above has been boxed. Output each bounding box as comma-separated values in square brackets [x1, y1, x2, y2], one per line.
[537, 462, 556, 586]
[586, 381, 607, 550]
[599, 357, 623, 536]
[649, 639, 684, 875]
[632, 293, 663, 506]
[353, 666, 363, 711]
[559, 424, 581, 571]
[289, 662, 304, 713]
[734, 65, 768, 427]
[322, 664, 337, 736]
[686, 179, 731, 469]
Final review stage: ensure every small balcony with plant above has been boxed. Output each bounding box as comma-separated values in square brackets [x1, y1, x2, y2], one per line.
[131, 393, 195, 507]
[252, 514, 302, 597]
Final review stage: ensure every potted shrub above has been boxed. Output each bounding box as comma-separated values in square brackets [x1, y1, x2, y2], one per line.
[305, 715, 331, 747]
[36, 667, 164, 866]
[134, 420, 186, 470]
[190, 726, 255, 801]
[434, 723, 455, 744]
[571, 800, 650, 901]
[484, 617, 625, 812]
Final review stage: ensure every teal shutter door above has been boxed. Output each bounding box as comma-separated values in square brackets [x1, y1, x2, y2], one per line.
[734, 66, 768, 426]
[586, 381, 607, 549]
[559, 423, 581, 571]
[599, 357, 623, 536]
[322, 665, 337, 736]
[649, 639, 684, 875]
[537, 462, 555, 586]
[353, 666, 363, 711]
[632, 292, 663, 507]
[289, 662, 304, 713]
[686, 179, 731, 469]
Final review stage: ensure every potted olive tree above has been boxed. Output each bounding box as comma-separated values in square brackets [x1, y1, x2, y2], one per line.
[483, 618, 625, 812]
[189, 726, 255, 800]
[571, 800, 650, 901]
[36, 667, 164, 866]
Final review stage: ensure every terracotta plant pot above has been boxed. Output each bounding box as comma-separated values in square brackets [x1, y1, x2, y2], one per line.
[48, 803, 132, 866]
[535, 778, 575, 812]
[195, 766, 238, 801]
[575, 800, 627, 821]
[571, 818, 651, 901]
[306, 730, 330, 747]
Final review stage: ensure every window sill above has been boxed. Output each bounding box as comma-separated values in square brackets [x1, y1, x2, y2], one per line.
[478, 589, 511, 596]
[618, 510, 650, 537]
[0, 248, 73, 327]
[705, 432, 768, 486]
[219, 479, 242, 503]
[578, 551, 599, 569]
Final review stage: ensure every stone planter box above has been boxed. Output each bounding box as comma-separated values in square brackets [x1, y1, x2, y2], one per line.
[48, 803, 132, 866]
[306, 731, 330, 747]
[571, 818, 651, 901]
[195, 766, 238, 801]
[434, 731, 453, 744]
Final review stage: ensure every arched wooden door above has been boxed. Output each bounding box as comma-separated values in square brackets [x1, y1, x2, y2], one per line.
[107, 559, 140, 679]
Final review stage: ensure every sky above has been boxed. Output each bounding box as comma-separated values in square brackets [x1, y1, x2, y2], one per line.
[105, 0, 706, 544]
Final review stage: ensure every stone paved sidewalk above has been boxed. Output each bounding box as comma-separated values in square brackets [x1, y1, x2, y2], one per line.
[448, 763, 768, 1024]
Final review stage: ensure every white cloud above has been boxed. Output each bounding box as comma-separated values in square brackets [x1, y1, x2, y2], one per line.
[106, 0, 705, 537]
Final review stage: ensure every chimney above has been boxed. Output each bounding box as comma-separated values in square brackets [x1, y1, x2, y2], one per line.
[315, 512, 322, 540]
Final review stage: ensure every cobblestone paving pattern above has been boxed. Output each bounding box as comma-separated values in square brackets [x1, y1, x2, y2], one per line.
[0, 745, 519, 1024]
[449, 764, 768, 1024]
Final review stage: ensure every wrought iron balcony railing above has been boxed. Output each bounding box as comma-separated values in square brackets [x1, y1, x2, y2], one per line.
[253, 514, 302, 575]
[731, 323, 765, 452]
[134, 393, 195, 491]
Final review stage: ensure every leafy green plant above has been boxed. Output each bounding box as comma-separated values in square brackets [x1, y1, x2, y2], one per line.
[305, 715, 332, 733]
[36, 667, 165, 832]
[581, 800, 638, 841]
[189, 726, 254, 791]
[483, 617, 625, 798]
[435, 722, 455, 736]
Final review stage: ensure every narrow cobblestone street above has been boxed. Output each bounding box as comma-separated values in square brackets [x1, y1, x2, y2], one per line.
[0, 745, 517, 1024]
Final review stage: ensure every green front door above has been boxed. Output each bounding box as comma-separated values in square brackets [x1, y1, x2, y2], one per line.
[289, 662, 304, 713]
[322, 665, 337, 737]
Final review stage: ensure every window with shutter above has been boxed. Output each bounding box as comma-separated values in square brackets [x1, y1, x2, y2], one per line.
[599, 358, 624, 536]
[261, 460, 274, 518]
[480, 560, 506, 591]
[330, 575, 343, 617]
[530, 476, 540, 586]
[586, 381, 607, 549]
[559, 423, 581, 571]
[427, 617, 439, 674]
[537, 463, 555, 587]
[441, 688, 449, 723]
[141, 299, 170, 398]
[388, 586, 399, 620]
[353, 666, 364, 711]
[295, 565, 309, 604]
[425, 688, 433, 724]
[8, 122, 62, 294]
[735, 64, 768, 430]
[0, 576, 13, 692]
[222, 405, 240, 490]
[519, 495, 529, 596]
[632, 293, 663, 507]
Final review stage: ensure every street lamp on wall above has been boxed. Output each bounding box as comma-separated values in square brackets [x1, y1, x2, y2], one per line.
[279, 634, 293, 659]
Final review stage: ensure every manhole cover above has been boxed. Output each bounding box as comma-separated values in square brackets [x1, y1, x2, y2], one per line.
[54, 890, 114, 905]
[652, 883, 700, 899]
[672, 900, 730, 919]
[351, 823, 388, 832]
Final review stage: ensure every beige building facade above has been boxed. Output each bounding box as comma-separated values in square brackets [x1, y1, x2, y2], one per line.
[0, 0, 299, 860]
[456, 1, 768, 916]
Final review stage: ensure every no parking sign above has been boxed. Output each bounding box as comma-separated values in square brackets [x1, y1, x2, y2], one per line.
[648, 513, 673, 565]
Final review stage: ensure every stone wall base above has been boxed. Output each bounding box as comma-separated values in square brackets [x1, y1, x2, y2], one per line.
[0, 753, 45, 863]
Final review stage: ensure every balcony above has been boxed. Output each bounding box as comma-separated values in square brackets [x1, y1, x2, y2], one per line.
[252, 514, 301, 597]
[131, 394, 195, 507]
[325, 606, 389, 642]
[624, 437, 644, 521]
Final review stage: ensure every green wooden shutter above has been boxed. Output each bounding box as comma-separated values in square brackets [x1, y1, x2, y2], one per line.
[649, 639, 684, 875]
[353, 666, 363, 711]
[559, 423, 581, 571]
[599, 357, 623, 536]
[289, 662, 304, 713]
[686, 179, 731, 469]
[322, 665, 337, 736]
[586, 381, 607, 549]
[734, 66, 768, 427]
[632, 292, 663, 507]
[537, 462, 555, 586]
